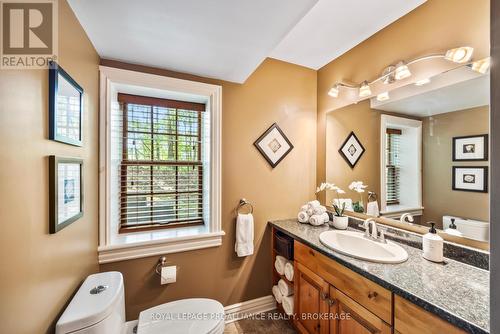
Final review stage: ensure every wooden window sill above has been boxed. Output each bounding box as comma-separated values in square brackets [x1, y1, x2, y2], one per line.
[98, 225, 225, 264]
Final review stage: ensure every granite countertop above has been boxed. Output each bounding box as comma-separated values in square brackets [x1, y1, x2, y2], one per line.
[269, 219, 490, 334]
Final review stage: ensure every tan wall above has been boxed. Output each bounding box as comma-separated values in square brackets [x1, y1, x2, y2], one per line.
[317, 0, 489, 204]
[325, 101, 381, 205]
[0, 1, 100, 333]
[100, 58, 317, 320]
[422, 106, 489, 226]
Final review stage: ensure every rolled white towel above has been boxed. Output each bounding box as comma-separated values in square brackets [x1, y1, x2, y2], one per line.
[320, 212, 330, 223]
[300, 204, 308, 212]
[297, 211, 309, 223]
[309, 214, 325, 226]
[284, 261, 294, 282]
[312, 205, 326, 215]
[282, 295, 294, 316]
[308, 200, 320, 209]
[278, 279, 293, 296]
[306, 208, 314, 216]
[272, 285, 283, 304]
[274, 256, 287, 275]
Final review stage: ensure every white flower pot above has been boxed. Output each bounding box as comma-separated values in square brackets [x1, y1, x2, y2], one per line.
[331, 216, 349, 230]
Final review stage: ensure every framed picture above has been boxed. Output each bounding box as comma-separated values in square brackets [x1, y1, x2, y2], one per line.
[49, 156, 84, 233]
[49, 61, 84, 146]
[254, 123, 294, 168]
[339, 131, 365, 168]
[452, 166, 488, 193]
[452, 134, 488, 161]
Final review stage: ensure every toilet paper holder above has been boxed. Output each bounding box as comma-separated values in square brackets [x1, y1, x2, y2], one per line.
[154, 256, 168, 276]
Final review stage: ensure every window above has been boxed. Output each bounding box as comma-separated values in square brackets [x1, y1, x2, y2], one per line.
[385, 128, 401, 205]
[118, 94, 205, 232]
[98, 66, 223, 264]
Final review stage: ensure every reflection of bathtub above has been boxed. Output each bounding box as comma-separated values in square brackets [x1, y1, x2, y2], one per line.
[443, 216, 489, 242]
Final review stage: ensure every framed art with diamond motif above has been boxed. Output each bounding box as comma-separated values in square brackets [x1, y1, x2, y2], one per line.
[339, 131, 365, 168]
[254, 123, 294, 168]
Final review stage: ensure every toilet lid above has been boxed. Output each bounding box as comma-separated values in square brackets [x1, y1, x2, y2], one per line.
[137, 298, 225, 334]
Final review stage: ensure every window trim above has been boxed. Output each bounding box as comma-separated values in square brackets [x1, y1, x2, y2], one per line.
[98, 66, 223, 264]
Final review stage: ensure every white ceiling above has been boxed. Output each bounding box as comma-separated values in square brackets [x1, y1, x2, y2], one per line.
[372, 69, 490, 117]
[68, 0, 426, 83]
[270, 0, 426, 70]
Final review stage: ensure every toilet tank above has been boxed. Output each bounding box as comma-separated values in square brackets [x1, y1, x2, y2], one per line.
[56, 271, 125, 334]
[443, 216, 489, 242]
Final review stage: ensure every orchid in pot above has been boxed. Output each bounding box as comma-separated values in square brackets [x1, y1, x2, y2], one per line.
[349, 181, 368, 213]
[316, 182, 349, 229]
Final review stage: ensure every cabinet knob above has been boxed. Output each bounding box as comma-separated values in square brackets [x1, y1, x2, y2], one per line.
[308, 249, 315, 256]
[320, 292, 329, 300]
[327, 298, 335, 306]
[368, 291, 378, 299]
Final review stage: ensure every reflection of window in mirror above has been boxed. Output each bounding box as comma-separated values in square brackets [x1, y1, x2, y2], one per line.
[380, 115, 422, 218]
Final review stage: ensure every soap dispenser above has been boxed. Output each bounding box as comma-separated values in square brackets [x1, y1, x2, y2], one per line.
[422, 222, 444, 262]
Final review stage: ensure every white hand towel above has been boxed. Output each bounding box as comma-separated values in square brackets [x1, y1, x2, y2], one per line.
[278, 279, 293, 297]
[308, 200, 320, 209]
[235, 213, 254, 257]
[309, 214, 326, 226]
[312, 205, 326, 215]
[272, 285, 283, 304]
[284, 262, 294, 282]
[297, 211, 309, 223]
[366, 201, 380, 217]
[300, 204, 308, 212]
[282, 295, 294, 316]
[274, 256, 287, 275]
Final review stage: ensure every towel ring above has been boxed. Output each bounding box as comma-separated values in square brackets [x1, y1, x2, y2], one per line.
[368, 191, 378, 202]
[237, 198, 253, 214]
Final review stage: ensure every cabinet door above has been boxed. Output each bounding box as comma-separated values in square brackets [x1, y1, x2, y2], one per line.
[295, 261, 330, 334]
[330, 287, 391, 334]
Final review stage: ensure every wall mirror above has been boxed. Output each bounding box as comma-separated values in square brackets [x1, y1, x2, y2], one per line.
[325, 60, 490, 249]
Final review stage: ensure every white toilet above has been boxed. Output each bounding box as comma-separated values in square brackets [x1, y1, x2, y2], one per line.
[55, 271, 225, 334]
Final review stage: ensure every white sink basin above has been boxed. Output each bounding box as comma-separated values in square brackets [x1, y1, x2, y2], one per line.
[319, 230, 408, 264]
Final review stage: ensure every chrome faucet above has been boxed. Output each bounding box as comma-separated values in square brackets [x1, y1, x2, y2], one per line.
[400, 213, 414, 224]
[363, 218, 386, 243]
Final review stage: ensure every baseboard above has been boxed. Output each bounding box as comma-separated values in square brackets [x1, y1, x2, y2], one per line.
[224, 295, 277, 323]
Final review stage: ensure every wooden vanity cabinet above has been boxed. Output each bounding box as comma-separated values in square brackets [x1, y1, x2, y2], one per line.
[281, 236, 467, 334]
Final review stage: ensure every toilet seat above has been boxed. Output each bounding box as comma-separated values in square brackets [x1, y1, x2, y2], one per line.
[137, 298, 225, 334]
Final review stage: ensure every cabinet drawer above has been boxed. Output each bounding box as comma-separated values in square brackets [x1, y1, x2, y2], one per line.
[394, 296, 465, 334]
[295, 241, 392, 324]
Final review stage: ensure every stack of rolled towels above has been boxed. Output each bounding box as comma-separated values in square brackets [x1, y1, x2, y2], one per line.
[297, 200, 329, 226]
[273, 255, 294, 315]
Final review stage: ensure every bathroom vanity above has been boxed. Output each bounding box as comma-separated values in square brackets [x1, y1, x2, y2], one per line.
[270, 219, 489, 334]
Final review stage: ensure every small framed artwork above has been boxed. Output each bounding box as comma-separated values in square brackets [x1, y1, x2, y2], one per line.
[339, 131, 365, 168]
[452, 166, 488, 193]
[254, 123, 294, 168]
[49, 156, 84, 233]
[49, 61, 84, 146]
[452, 134, 488, 161]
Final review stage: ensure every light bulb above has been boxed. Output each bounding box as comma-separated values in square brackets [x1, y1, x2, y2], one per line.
[395, 62, 411, 80]
[445, 47, 474, 64]
[471, 57, 490, 74]
[377, 92, 389, 101]
[328, 84, 340, 98]
[358, 81, 371, 98]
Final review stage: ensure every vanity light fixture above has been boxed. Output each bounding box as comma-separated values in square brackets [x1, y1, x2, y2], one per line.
[445, 46, 474, 64]
[327, 46, 475, 99]
[394, 61, 411, 80]
[471, 57, 490, 74]
[359, 81, 371, 98]
[328, 84, 340, 98]
[377, 92, 390, 101]
[415, 78, 431, 86]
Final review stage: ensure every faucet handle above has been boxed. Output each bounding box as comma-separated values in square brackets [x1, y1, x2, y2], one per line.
[379, 230, 386, 243]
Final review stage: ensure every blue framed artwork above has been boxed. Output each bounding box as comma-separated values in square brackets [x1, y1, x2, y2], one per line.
[49, 61, 84, 146]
